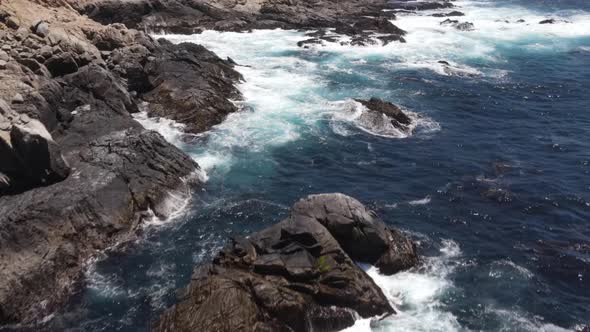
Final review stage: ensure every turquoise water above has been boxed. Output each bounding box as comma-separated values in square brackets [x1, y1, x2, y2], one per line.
[43, 0, 590, 331]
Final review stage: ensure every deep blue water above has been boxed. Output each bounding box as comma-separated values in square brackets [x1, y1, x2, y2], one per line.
[43, 0, 590, 331]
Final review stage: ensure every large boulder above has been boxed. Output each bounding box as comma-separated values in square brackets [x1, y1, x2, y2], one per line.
[292, 193, 418, 274]
[353, 16, 406, 36]
[62, 64, 138, 114]
[154, 193, 418, 332]
[0, 99, 70, 195]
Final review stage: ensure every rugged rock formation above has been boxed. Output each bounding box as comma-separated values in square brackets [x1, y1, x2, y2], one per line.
[0, 0, 241, 324]
[153, 193, 418, 332]
[63, 0, 458, 47]
[68, 0, 457, 46]
[0, 99, 70, 195]
[355, 97, 414, 136]
[142, 40, 242, 133]
[298, 16, 407, 48]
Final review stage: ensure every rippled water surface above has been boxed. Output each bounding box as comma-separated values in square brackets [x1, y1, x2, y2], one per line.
[55, 0, 590, 331]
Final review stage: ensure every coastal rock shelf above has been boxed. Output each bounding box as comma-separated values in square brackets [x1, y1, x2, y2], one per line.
[153, 193, 417, 332]
[0, 0, 241, 324]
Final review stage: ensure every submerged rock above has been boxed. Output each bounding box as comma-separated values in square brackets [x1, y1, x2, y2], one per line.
[432, 11, 465, 17]
[154, 193, 418, 332]
[440, 19, 475, 31]
[538, 18, 570, 24]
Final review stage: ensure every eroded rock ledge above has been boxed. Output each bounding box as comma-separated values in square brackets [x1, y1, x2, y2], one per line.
[153, 193, 418, 332]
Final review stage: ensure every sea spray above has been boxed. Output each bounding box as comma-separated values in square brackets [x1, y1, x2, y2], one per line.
[345, 239, 462, 332]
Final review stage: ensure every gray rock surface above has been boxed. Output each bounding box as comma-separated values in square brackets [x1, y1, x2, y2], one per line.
[153, 193, 418, 332]
[0, 0, 242, 324]
[355, 97, 414, 135]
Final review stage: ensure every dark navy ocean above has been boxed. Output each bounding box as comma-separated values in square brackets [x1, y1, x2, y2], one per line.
[56, 0, 590, 330]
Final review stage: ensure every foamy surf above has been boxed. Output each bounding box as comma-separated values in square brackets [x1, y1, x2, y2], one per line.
[145, 0, 590, 177]
[133, 109, 186, 146]
[154, 29, 441, 173]
[345, 239, 462, 332]
[408, 196, 432, 206]
[133, 110, 212, 181]
[310, 0, 590, 80]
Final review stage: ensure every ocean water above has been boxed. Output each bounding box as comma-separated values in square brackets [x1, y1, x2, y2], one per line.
[50, 0, 590, 331]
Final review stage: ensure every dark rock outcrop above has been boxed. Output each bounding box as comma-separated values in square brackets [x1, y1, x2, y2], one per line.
[432, 11, 465, 17]
[292, 194, 418, 274]
[0, 0, 244, 324]
[0, 128, 198, 324]
[71, 0, 409, 47]
[386, 0, 454, 11]
[440, 19, 475, 31]
[298, 18, 407, 48]
[154, 193, 418, 332]
[355, 97, 413, 134]
[0, 99, 70, 195]
[142, 39, 242, 134]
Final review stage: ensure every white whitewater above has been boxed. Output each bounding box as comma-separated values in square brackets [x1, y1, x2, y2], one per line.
[344, 240, 463, 332]
[155, 29, 439, 179]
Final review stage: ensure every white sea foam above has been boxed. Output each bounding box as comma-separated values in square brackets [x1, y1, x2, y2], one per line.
[141, 172, 203, 227]
[155, 30, 439, 173]
[147, 0, 590, 176]
[309, 1, 590, 79]
[133, 109, 186, 146]
[157, 31, 326, 173]
[408, 196, 432, 206]
[489, 259, 534, 280]
[86, 255, 130, 298]
[345, 239, 462, 332]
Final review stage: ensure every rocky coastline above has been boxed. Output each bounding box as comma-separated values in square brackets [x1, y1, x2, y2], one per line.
[0, 0, 241, 325]
[1, 0, 456, 330]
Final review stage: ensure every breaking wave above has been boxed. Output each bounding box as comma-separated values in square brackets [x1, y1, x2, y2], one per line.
[345, 239, 462, 332]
